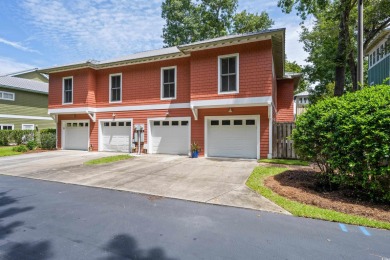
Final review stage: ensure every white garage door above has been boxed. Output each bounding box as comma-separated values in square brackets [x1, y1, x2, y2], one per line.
[206, 117, 258, 159]
[63, 121, 89, 150]
[102, 121, 132, 152]
[150, 119, 190, 155]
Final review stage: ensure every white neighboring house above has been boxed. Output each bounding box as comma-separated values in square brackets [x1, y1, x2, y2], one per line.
[294, 91, 310, 119]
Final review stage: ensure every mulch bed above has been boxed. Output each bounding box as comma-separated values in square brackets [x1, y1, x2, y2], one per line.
[264, 167, 390, 223]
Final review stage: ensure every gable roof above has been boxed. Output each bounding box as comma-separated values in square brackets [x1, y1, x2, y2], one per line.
[0, 76, 48, 94]
[39, 28, 286, 78]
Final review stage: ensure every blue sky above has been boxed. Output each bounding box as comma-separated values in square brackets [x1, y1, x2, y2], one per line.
[0, 0, 309, 75]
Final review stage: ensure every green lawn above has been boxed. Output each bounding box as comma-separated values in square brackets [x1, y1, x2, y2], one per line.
[0, 146, 23, 157]
[258, 159, 310, 166]
[246, 166, 390, 230]
[84, 155, 133, 165]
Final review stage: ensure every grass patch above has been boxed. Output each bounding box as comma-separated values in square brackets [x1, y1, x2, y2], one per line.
[246, 166, 390, 230]
[258, 159, 309, 166]
[0, 146, 23, 157]
[84, 155, 133, 165]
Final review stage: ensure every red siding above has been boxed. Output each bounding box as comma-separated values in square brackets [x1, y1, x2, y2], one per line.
[276, 79, 294, 122]
[190, 41, 273, 101]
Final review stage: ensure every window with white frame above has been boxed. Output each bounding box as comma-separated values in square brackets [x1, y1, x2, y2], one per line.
[161, 67, 176, 99]
[110, 74, 122, 102]
[377, 47, 380, 61]
[380, 44, 384, 59]
[22, 124, 34, 130]
[219, 54, 239, 93]
[373, 50, 376, 64]
[0, 124, 14, 130]
[0, 91, 15, 101]
[369, 54, 372, 67]
[63, 77, 73, 104]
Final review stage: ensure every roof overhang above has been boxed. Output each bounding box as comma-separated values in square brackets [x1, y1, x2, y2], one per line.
[0, 84, 48, 95]
[278, 73, 302, 90]
[365, 28, 390, 55]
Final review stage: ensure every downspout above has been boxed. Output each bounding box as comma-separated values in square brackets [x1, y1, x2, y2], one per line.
[268, 103, 273, 159]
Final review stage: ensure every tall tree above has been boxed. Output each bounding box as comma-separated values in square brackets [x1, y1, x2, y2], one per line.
[161, 0, 274, 47]
[278, 0, 390, 96]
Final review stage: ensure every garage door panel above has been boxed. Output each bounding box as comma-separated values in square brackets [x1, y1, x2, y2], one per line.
[102, 122, 131, 153]
[207, 118, 258, 159]
[150, 120, 189, 155]
[64, 122, 89, 151]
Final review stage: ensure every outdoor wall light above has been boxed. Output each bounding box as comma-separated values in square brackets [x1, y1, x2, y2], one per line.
[228, 108, 233, 113]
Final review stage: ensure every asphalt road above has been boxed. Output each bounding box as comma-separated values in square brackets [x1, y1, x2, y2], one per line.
[0, 175, 388, 260]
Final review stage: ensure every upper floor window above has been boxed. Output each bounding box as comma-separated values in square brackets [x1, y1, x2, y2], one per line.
[0, 91, 15, 101]
[386, 38, 389, 55]
[373, 50, 376, 63]
[110, 73, 122, 103]
[63, 77, 73, 104]
[0, 124, 13, 130]
[377, 47, 380, 61]
[380, 44, 384, 59]
[161, 66, 176, 99]
[218, 54, 239, 94]
[369, 54, 372, 67]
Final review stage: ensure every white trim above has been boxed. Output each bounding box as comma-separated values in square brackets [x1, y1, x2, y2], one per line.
[160, 66, 177, 100]
[0, 91, 15, 101]
[98, 118, 133, 152]
[218, 53, 239, 95]
[147, 116, 191, 156]
[61, 120, 90, 151]
[109, 73, 122, 103]
[48, 103, 191, 114]
[22, 124, 35, 130]
[191, 96, 272, 108]
[204, 115, 260, 160]
[0, 124, 14, 130]
[48, 96, 272, 115]
[0, 114, 53, 120]
[62, 76, 73, 105]
[268, 105, 273, 159]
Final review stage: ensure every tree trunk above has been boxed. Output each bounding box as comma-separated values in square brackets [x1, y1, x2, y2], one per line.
[348, 51, 358, 91]
[334, 0, 350, 97]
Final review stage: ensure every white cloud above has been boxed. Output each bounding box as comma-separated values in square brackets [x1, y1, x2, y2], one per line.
[19, 0, 165, 62]
[0, 37, 40, 54]
[0, 57, 35, 75]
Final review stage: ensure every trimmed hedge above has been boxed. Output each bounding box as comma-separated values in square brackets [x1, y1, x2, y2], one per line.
[292, 85, 390, 202]
[0, 128, 56, 150]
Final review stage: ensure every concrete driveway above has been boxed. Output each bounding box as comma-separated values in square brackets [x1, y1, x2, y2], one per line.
[0, 150, 288, 214]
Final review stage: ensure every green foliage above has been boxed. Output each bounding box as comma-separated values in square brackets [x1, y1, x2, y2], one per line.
[26, 140, 38, 150]
[231, 10, 274, 34]
[258, 159, 310, 166]
[12, 145, 28, 153]
[11, 130, 36, 145]
[39, 129, 56, 150]
[0, 130, 11, 146]
[292, 85, 390, 202]
[161, 0, 273, 46]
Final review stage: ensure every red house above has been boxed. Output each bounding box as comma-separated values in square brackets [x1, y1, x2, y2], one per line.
[41, 29, 299, 159]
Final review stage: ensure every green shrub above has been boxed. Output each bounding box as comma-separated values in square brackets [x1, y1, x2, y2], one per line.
[26, 140, 38, 150]
[12, 145, 28, 153]
[292, 85, 390, 202]
[40, 129, 56, 150]
[0, 130, 12, 146]
[11, 130, 36, 145]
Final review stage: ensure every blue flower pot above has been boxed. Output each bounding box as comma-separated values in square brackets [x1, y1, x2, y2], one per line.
[191, 150, 199, 158]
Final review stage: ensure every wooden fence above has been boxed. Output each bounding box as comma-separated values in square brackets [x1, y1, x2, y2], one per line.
[272, 122, 297, 159]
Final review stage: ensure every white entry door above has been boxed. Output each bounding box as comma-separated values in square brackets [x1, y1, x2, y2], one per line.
[149, 119, 190, 155]
[101, 121, 132, 152]
[206, 117, 258, 159]
[63, 121, 89, 150]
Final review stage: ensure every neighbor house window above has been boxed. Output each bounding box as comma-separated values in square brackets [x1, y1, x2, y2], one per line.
[161, 66, 176, 99]
[0, 124, 13, 130]
[0, 91, 15, 101]
[63, 77, 73, 104]
[377, 47, 380, 61]
[218, 54, 239, 93]
[110, 73, 122, 102]
[369, 54, 372, 67]
[22, 124, 34, 130]
[373, 51, 376, 63]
